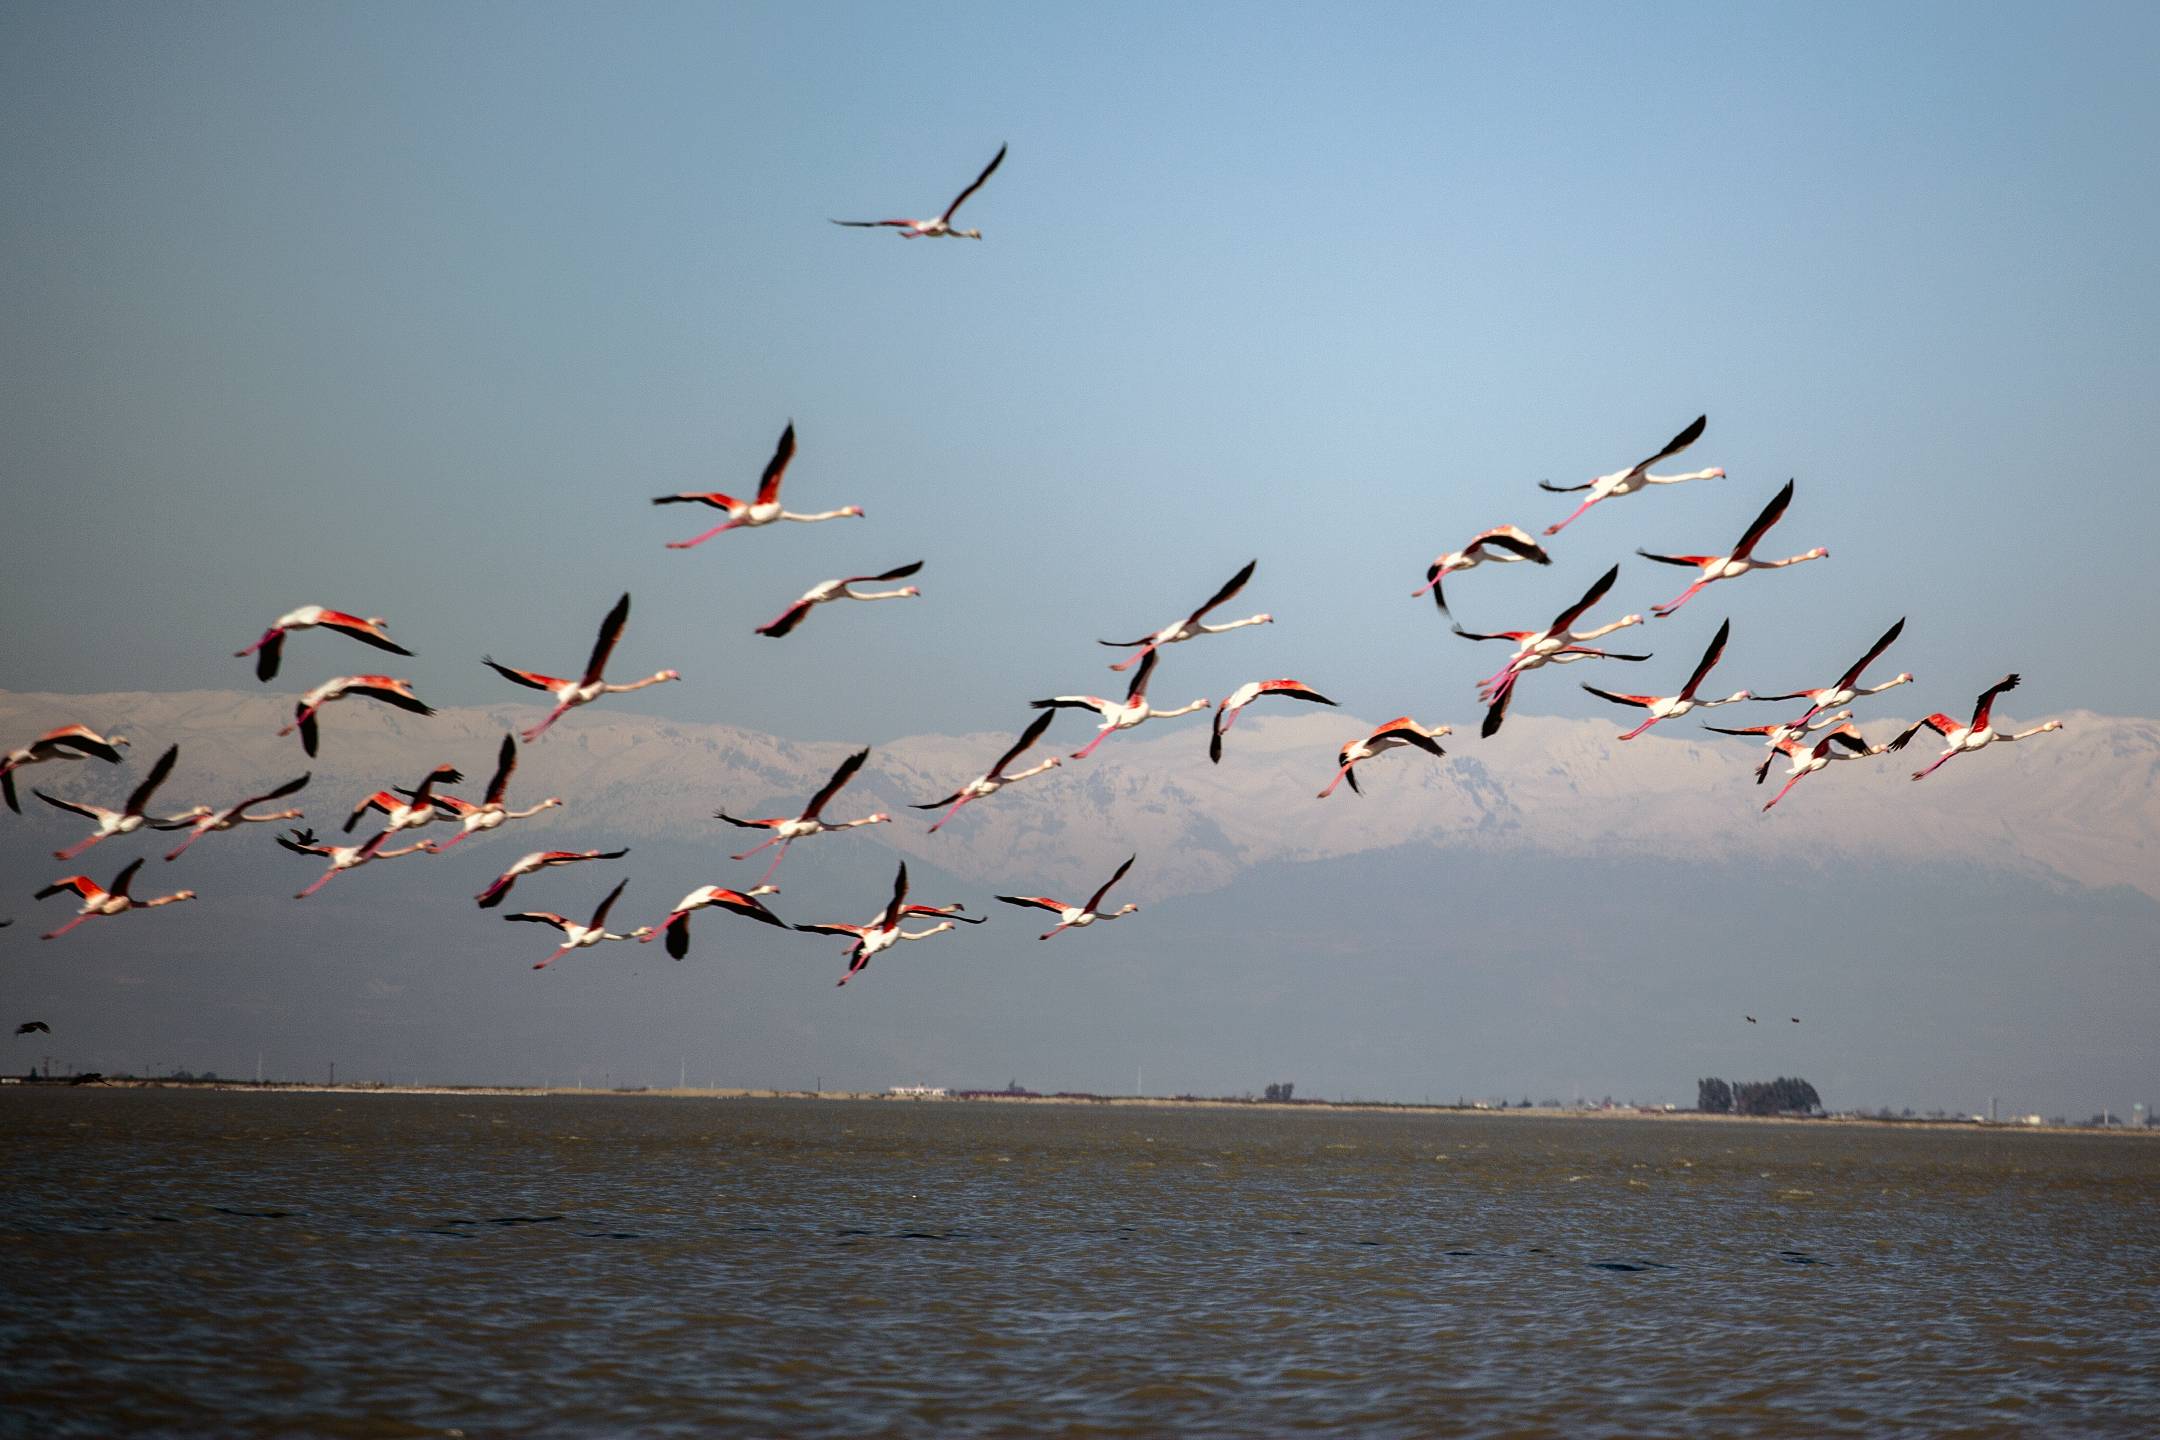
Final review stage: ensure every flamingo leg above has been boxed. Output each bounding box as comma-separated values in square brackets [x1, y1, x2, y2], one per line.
[1543, 497, 1598, 536]
[430, 827, 472, 851]
[294, 867, 343, 899]
[1108, 644, 1157, 674]
[1070, 727, 1115, 760]
[277, 704, 320, 738]
[533, 945, 571, 970]
[753, 840, 791, 886]
[234, 628, 278, 657]
[41, 912, 96, 940]
[1618, 714, 1663, 741]
[927, 795, 974, 834]
[665, 518, 744, 550]
[1762, 773, 1807, 812]
[1039, 923, 1069, 941]
[1911, 751, 1957, 782]
[728, 833, 784, 863]
[1653, 581, 1710, 618]
[1317, 765, 1355, 799]
[164, 828, 209, 863]
[53, 833, 110, 863]
[521, 700, 576, 743]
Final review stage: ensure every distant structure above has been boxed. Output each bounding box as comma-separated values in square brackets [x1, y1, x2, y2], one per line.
[2136, 1103, 2149, 1129]
[888, 1085, 948, 1099]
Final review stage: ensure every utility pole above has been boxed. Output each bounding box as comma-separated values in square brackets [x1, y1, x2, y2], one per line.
[257, 1051, 264, 1086]
[328, 1061, 335, 1087]
[679, 1058, 686, 1091]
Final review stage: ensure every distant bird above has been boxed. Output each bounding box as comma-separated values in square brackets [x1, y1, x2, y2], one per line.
[1033, 650, 1212, 760]
[1580, 619, 1749, 739]
[411, 736, 561, 849]
[474, 848, 630, 909]
[798, 862, 983, 986]
[509, 878, 653, 969]
[280, 827, 437, 899]
[644, 883, 789, 961]
[36, 744, 180, 862]
[36, 858, 195, 939]
[1099, 559, 1270, 672]
[756, 562, 923, 638]
[996, 854, 1140, 940]
[1319, 718, 1450, 798]
[483, 593, 679, 742]
[1210, 679, 1337, 763]
[831, 143, 1006, 239]
[278, 676, 433, 758]
[2, 725, 129, 815]
[1745, 1015, 1757, 1024]
[1636, 479, 1827, 617]
[233, 607, 411, 683]
[1749, 618, 1913, 721]
[1541, 415, 1721, 535]
[911, 711, 1062, 832]
[344, 763, 464, 836]
[716, 748, 890, 883]
[1453, 564, 1648, 736]
[1412, 527, 1552, 615]
[1885, 674, 2064, 781]
[1761, 727, 1881, 811]
[655, 422, 864, 549]
[15, 1021, 49, 1035]
[152, 772, 310, 862]
[1703, 709, 1856, 769]
[1790, 1017, 1800, 1024]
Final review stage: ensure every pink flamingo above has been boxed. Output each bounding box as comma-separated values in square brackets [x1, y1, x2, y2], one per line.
[798, 863, 984, 986]
[1210, 679, 1337, 763]
[1749, 618, 1913, 721]
[756, 562, 923, 637]
[1034, 650, 1212, 760]
[234, 607, 411, 682]
[1540, 414, 1721, 535]
[1452, 564, 1648, 736]
[1702, 708, 1856, 769]
[1637, 479, 1827, 617]
[911, 711, 1062, 832]
[278, 676, 434, 758]
[152, 773, 310, 862]
[475, 848, 629, 909]
[996, 854, 1140, 940]
[483, 593, 679, 741]
[280, 827, 437, 899]
[644, 884, 788, 960]
[3, 725, 129, 815]
[36, 859, 195, 939]
[343, 763, 464, 836]
[1412, 526, 1553, 615]
[414, 736, 562, 849]
[36, 744, 180, 861]
[1099, 559, 1270, 672]
[1885, 674, 2064, 781]
[1580, 618, 1750, 739]
[654, 422, 863, 549]
[508, 878, 653, 969]
[1319, 719, 1451, 798]
[716, 748, 890, 883]
[830, 143, 1006, 239]
[1761, 726, 1882, 811]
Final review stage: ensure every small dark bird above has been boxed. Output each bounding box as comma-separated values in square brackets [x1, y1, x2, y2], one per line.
[1745, 1015, 1757, 1024]
[16, 1021, 50, 1035]
[1790, 1017, 1800, 1024]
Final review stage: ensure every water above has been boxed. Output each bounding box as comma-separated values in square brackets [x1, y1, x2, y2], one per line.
[3, 1090, 2155, 1436]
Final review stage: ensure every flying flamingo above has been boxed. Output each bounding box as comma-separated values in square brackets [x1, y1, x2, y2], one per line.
[343, 763, 464, 835]
[233, 607, 411, 683]
[1099, 559, 1270, 672]
[1319, 718, 1451, 798]
[1210, 679, 1337, 763]
[911, 711, 1062, 832]
[1412, 527, 1553, 615]
[1636, 479, 1827, 617]
[1761, 726, 1882, 811]
[411, 736, 561, 848]
[1702, 708, 1856, 770]
[36, 744, 180, 862]
[716, 748, 890, 883]
[1540, 415, 1721, 535]
[756, 562, 923, 637]
[3, 725, 128, 815]
[798, 863, 984, 986]
[1451, 564, 1648, 736]
[1580, 619, 1750, 739]
[1749, 618, 1913, 721]
[830, 142, 1006, 239]
[280, 827, 437, 898]
[152, 773, 310, 862]
[278, 676, 434, 758]
[483, 593, 679, 742]
[35, 859, 195, 940]
[1033, 650, 1212, 760]
[1885, 674, 2064, 781]
[654, 422, 864, 549]
[995, 854, 1140, 940]
[508, 878, 654, 969]
[475, 848, 630, 909]
[644, 884, 789, 960]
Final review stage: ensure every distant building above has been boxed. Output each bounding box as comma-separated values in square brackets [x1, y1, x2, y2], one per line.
[888, 1085, 948, 1098]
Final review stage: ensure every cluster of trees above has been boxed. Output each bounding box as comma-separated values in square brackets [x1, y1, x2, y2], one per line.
[1262, 1082, 1296, 1102]
[1697, 1076, 1821, 1116]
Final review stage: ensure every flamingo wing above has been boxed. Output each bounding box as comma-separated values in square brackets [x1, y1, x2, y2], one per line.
[1537, 479, 1593, 493]
[239, 773, 312, 813]
[1548, 565, 1621, 635]
[34, 876, 102, 901]
[1256, 680, 1335, 707]
[651, 491, 737, 509]
[484, 734, 518, 806]
[755, 421, 797, 507]
[1971, 673, 2020, 729]
[586, 877, 630, 931]
[803, 748, 870, 820]
[990, 711, 1058, 775]
[878, 862, 911, 931]
[940, 142, 1007, 221]
[108, 857, 144, 900]
[1634, 414, 1707, 475]
[483, 658, 561, 693]
[253, 631, 286, 682]
[756, 599, 818, 638]
[317, 612, 413, 656]
[43, 727, 129, 764]
[847, 560, 924, 585]
[1450, 625, 1526, 644]
[1581, 685, 1653, 709]
[1470, 527, 1551, 563]
[1085, 854, 1137, 913]
[712, 811, 778, 831]
[1123, 648, 1159, 704]
[1187, 559, 1258, 623]
[1635, 549, 1706, 568]
[582, 593, 632, 686]
[124, 745, 180, 817]
[1729, 479, 1796, 559]
[504, 911, 573, 931]
[1835, 617, 1906, 691]
[995, 895, 1067, 915]
[33, 791, 100, 820]
[709, 893, 790, 929]
[1680, 618, 1732, 699]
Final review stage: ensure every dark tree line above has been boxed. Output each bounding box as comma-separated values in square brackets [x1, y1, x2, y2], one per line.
[1263, 1082, 1296, 1102]
[1697, 1076, 1820, 1116]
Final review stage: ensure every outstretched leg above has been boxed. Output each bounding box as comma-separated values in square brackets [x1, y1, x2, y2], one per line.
[666, 518, 744, 550]
[1543, 497, 1599, 536]
[927, 795, 974, 834]
[1070, 727, 1115, 761]
[41, 912, 96, 940]
[1910, 751, 1957, 782]
[1653, 581, 1710, 618]
[1108, 644, 1157, 674]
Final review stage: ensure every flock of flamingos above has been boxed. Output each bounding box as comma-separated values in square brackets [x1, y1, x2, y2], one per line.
[2, 145, 2064, 991]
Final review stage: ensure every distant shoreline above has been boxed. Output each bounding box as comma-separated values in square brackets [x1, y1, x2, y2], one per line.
[4, 1077, 2149, 1137]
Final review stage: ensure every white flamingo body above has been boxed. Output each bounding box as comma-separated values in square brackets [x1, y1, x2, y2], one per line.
[1100, 560, 1269, 672]
[655, 423, 865, 549]
[281, 827, 436, 898]
[1885, 674, 2063, 781]
[484, 593, 678, 741]
[1637, 479, 1827, 617]
[278, 675, 434, 757]
[152, 772, 309, 861]
[344, 763, 463, 838]
[800, 863, 982, 985]
[831, 143, 1006, 240]
[1453, 565, 1649, 736]
[508, 877, 652, 969]
[717, 748, 890, 883]
[36, 859, 194, 939]
[474, 848, 629, 909]
[995, 855, 1139, 940]
[756, 562, 923, 637]
[2, 725, 129, 815]
[1581, 619, 1749, 740]
[1034, 650, 1210, 760]
[1319, 718, 1451, 798]
[36, 743, 180, 862]
[1751, 618, 1913, 722]
[1210, 679, 1338, 763]
[1541, 415, 1721, 535]
[1761, 725, 1882, 811]
[644, 884, 787, 960]
[912, 712, 1062, 832]
[418, 736, 560, 849]
[234, 606, 411, 682]
[1413, 526, 1553, 614]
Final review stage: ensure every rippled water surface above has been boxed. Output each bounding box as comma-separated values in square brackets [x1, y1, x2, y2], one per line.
[3, 1090, 2156, 1436]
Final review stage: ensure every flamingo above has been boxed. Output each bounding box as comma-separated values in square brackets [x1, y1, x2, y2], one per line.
[35, 859, 195, 939]
[1761, 726, 1882, 811]
[654, 422, 864, 549]
[1885, 674, 2064, 781]
[475, 848, 630, 909]
[1540, 415, 1722, 535]
[995, 854, 1140, 940]
[1749, 618, 1913, 721]
[831, 142, 1006, 239]
[278, 676, 433, 758]
[756, 562, 923, 638]
[1210, 679, 1337, 763]
[3, 725, 129, 815]
[483, 593, 679, 742]
[715, 748, 890, 883]
[1580, 618, 1750, 740]
[343, 763, 464, 835]
[1702, 708, 1856, 769]
[1033, 650, 1212, 760]
[16, 1021, 50, 1034]
[911, 711, 1062, 832]
[411, 736, 561, 849]
[36, 744, 180, 862]
[233, 607, 411, 683]
[1636, 479, 1827, 617]
[1412, 527, 1553, 616]
[1452, 564, 1648, 736]
[1319, 718, 1451, 798]
[280, 827, 437, 898]
[508, 878, 653, 969]
[798, 863, 984, 986]
[152, 773, 310, 862]
[1099, 559, 1270, 672]
[644, 884, 789, 960]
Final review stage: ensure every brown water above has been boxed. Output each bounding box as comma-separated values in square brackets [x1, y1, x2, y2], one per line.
[2, 1091, 2155, 1437]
